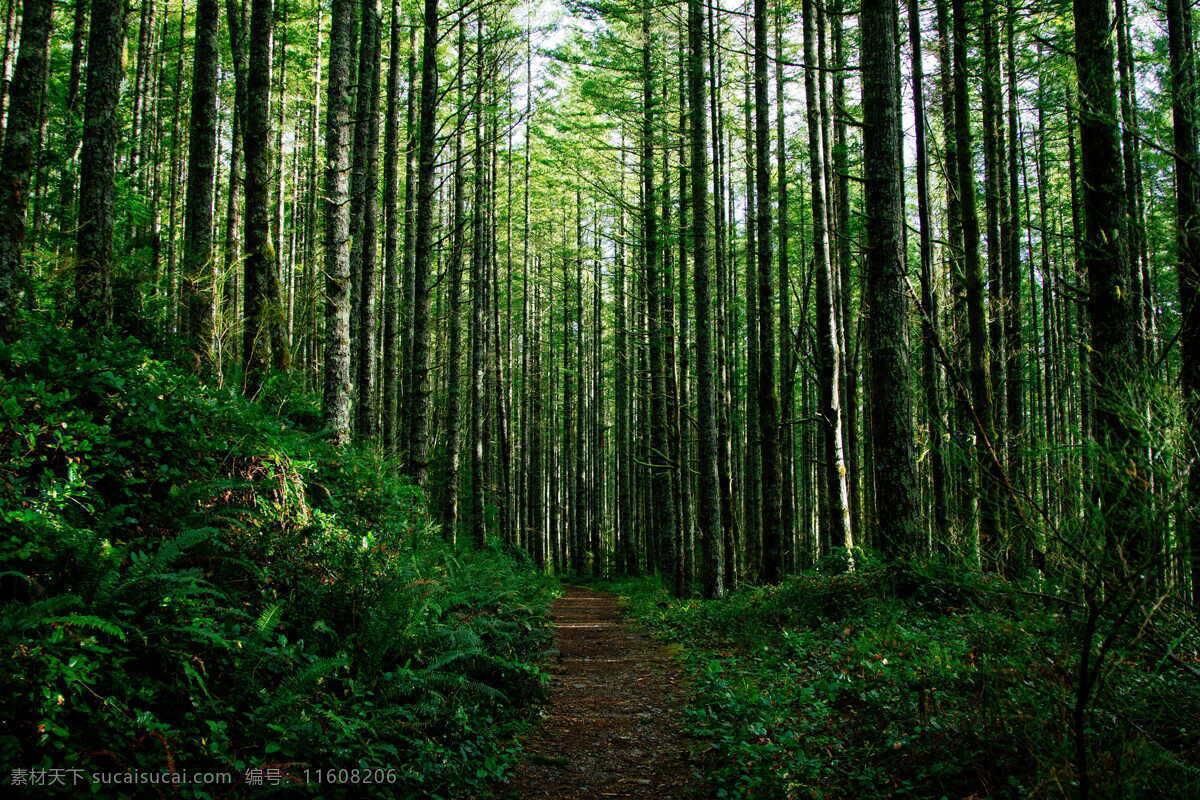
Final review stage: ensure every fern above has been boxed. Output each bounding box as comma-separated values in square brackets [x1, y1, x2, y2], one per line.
[122, 528, 214, 584]
[436, 626, 482, 652]
[181, 659, 211, 699]
[1, 595, 81, 633]
[265, 655, 350, 716]
[255, 602, 284, 638]
[420, 670, 509, 704]
[42, 614, 127, 640]
[161, 622, 237, 650]
[422, 646, 483, 674]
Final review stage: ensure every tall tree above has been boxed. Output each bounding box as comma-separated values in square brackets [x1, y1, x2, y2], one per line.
[1073, 0, 1139, 565]
[242, 0, 277, 395]
[909, 0, 947, 550]
[404, 0, 440, 484]
[1168, 0, 1200, 607]
[351, 0, 382, 438]
[321, 0, 356, 444]
[688, 0, 724, 599]
[0, 0, 52, 340]
[470, 13, 487, 546]
[182, 0, 221, 368]
[75, 0, 125, 327]
[753, 0, 782, 583]
[773, 2, 795, 567]
[642, 1, 677, 586]
[1002, 3, 1025, 571]
[953, 0, 995, 564]
[614, 138, 634, 575]
[382, 0, 403, 454]
[438, 18, 468, 536]
[803, 0, 852, 559]
[862, 0, 920, 557]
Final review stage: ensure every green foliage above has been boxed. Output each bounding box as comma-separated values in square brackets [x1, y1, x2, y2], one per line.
[606, 564, 1200, 799]
[0, 322, 555, 797]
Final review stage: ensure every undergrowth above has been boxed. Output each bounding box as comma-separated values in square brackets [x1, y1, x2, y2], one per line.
[0, 321, 555, 797]
[604, 562, 1200, 799]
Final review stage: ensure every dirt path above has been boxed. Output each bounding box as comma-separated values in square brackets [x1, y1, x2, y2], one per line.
[502, 586, 701, 799]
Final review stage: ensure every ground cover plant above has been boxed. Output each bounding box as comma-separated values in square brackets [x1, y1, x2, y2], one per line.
[0, 322, 555, 797]
[602, 563, 1200, 799]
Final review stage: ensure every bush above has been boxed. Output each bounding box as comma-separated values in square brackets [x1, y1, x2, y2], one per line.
[0, 322, 555, 798]
[609, 563, 1200, 799]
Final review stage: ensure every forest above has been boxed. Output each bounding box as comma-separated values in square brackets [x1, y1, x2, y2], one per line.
[0, 0, 1198, 796]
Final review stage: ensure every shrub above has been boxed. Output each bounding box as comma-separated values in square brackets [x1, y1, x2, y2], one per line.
[0, 323, 554, 798]
[610, 563, 1200, 799]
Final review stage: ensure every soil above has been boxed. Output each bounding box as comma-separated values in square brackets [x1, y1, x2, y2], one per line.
[500, 586, 702, 799]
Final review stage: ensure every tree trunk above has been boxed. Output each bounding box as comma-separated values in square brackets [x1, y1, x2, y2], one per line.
[399, 25, 417, 458]
[688, 0, 724, 599]
[1167, 0, 1199, 604]
[242, 0, 276, 395]
[55, 0, 87, 240]
[863, 0, 920, 558]
[642, 3, 676, 586]
[470, 14, 487, 546]
[0, 0, 52, 340]
[404, 0, 440, 484]
[1073, 0, 1140, 572]
[382, 0, 402, 454]
[774, 1, 795, 572]
[742, 23, 761, 582]
[803, 0, 852, 561]
[953, 0, 993, 565]
[615, 136, 635, 575]
[321, 0, 355, 444]
[438, 19, 467, 539]
[753, 0, 782, 583]
[74, 0, 124, 329]
[182, 0, 221, 368]
[909, 0, 946, 552]
[1003, 3, 1025, 573]
[351, 0, 381, 439]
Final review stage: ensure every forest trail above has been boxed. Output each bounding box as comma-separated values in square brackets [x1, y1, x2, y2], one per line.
[503, 586, 701, 799]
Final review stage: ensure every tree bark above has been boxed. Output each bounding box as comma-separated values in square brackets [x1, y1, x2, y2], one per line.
[404, 0, 440, 484]
[321, 0, 355, 444]
[1073, 0, 1139, 571]
[753, 0, 782, 583]
[382, 0, 402, 454]
[773, 3, 795, 570]
[642, 3, 677, 586]
[953, 0, 993, 565]
[863, 0, 920, 558]
[351, 0, 381, 438]
[1167, 0, 1199, 604]
[909, 0, 946, 552]
[182, 0, 221, 368]
[0, 0, 52, 340]
[438, 18, 468, 538]
[75, 0, 125, 329]
[470, 14, 487, 546]
[803, 0, 852, 561]
[688, 0, 724, 599]
[242, 0, 276, 394]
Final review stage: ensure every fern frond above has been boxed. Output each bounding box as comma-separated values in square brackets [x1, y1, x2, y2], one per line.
[42, 614, 126, 640]
[265, 655, 350, 716]
[422, 646, 483, 674]
[255, 602, 284, 638]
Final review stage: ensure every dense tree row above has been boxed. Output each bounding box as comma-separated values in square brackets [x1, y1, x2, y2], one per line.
[0, 0, 1197, 606]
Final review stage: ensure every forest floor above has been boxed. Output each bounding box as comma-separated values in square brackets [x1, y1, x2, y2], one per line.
[501, 586, 702, 799]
